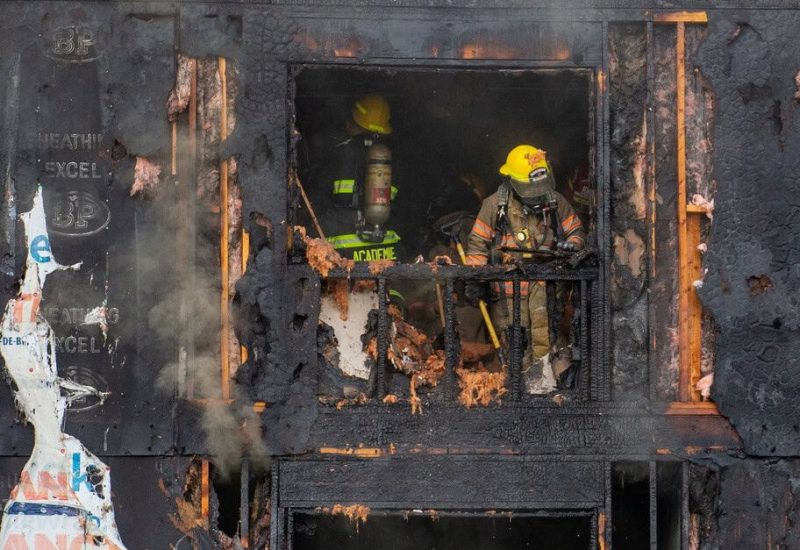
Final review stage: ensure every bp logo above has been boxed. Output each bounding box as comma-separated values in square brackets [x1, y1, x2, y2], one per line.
[49, 190, 111, 237]
[44, 26, 100, 62]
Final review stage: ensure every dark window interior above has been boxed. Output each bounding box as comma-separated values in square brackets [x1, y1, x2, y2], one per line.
[294, 512, 592, 550]
[293, 66, 594, 259]
[612, 461, 650, 549]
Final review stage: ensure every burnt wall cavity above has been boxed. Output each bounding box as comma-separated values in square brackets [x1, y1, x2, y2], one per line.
[697, 12, 800, 455]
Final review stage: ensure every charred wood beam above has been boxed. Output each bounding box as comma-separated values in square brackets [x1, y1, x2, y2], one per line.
[315, 263, 598, 281]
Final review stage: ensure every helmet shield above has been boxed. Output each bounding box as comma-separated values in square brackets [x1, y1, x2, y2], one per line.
[508, 168, 556, 199]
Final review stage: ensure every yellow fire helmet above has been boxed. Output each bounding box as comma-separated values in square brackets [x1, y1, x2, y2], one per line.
[351, 94, 393, 135]
[499, 144, 550, 182]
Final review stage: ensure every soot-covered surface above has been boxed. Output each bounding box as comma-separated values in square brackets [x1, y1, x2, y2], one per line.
[0, 2, 799, 548]
[696, 13, 800, 456]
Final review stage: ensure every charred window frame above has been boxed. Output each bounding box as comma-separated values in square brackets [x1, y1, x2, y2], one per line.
[288, 60, 609, 405]
[271, 456, 720, 550]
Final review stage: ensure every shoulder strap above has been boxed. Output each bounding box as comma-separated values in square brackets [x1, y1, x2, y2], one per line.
[490, 183, 512, 265]
[494, 182, 510, 232]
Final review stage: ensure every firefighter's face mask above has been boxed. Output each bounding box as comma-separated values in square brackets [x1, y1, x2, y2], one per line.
[509, 166, 556, 199]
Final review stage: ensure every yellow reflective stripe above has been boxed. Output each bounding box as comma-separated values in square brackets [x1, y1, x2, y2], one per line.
[367, 123, 385, 133]
[327, 231, 401, 249]
[391, 186, 398, 200]
[327, 234, 363, 249]
[383, 230, 401, 244]
[333, 179, 355, 194]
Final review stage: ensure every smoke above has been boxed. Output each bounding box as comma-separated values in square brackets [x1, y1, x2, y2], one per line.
[151, 268, 268, 479]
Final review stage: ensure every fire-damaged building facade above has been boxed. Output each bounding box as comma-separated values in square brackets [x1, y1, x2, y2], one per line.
[0, 0, 798, 548]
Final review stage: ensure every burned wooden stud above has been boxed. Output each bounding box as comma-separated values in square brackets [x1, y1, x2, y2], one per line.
[376, 277, 389, 399]
[510, 278, 522, 402]
[579, 279, 589, 397]
[240, 457, 250, 548]
[443, 278, 458, 401]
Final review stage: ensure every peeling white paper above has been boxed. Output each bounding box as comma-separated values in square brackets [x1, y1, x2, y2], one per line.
[0, 187, 126, 550]
[319, 292, 377, 380]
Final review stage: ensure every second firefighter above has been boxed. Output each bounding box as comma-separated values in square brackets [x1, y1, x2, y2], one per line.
[465, 144, 586, 393]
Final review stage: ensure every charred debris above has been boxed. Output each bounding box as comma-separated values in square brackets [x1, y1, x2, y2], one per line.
[0, 2, 798, 549]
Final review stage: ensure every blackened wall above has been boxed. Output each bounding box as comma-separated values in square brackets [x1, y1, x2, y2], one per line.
[0, 2, 799, 548]
[697, 12, 800, 456]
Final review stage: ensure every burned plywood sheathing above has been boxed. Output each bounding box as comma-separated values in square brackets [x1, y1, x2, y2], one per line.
[696, 12, 800, 456]
[609, 23, 649, 400]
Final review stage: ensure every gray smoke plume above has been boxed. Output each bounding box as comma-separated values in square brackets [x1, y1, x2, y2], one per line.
[152, 270, 268, 478]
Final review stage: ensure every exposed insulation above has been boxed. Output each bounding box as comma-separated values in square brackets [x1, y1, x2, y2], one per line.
[429, 255, 453, 275]
[301, 228, 354, 277]
[329, 279, 350, 321]
[795, 70, 800, 102]
[130, 156, 162, 198]
[318, 288, 377, 381]
[166, 54, 194, 121]
[747, 274, 772, 296]
[382, 394, 399, 404]
[691, 193, 714, 220]
[334, 392, 369, 410]
[456, 365, 508, 408]
[613, 228, 645, 279]
[368, 259, 395, 275]
[322, 504, 370, 533]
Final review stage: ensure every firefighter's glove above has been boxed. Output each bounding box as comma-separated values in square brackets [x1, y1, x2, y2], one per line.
[464, 281, 488, 308]
[557, 241, 578, 253]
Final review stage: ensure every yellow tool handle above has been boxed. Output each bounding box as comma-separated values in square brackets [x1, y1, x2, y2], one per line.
[454, 242, 503, 351]
[478, 300, 502, 350]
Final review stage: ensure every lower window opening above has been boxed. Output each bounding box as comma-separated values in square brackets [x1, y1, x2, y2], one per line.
[293, 511, 592, 550]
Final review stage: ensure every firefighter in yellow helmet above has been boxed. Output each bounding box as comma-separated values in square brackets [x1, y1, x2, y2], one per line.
[314, 94, 406, 396]
[464, 145, 585, 393]
[319, 93, 402, 264]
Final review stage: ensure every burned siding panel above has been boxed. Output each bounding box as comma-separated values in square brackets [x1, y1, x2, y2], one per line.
[697, 12, 800, 455]
[234, 10, 313, 455]
[289, 17, 600, 64]
[608, 23, 648, 400]
[0, 4, 179, 455]
[651, 24, 680, 401]
[714, 459, 800, 548]
[307, 406, 741, 453]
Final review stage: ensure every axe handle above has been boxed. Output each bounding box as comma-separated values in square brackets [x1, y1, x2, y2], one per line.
[453, 241, 503, 352]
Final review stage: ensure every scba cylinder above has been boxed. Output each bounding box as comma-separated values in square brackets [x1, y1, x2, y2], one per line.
[364, 143, 392, 228]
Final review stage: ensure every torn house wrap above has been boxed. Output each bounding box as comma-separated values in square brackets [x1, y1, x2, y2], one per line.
[0, 188, 126, 550]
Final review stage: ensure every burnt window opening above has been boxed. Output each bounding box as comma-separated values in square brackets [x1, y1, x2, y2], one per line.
[212, 465, 242, 538]
[611, 460, 714, 550]
[292, 66, 594, 256]
[293, 510, 593, 550]
[291, 65, 599, 406]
